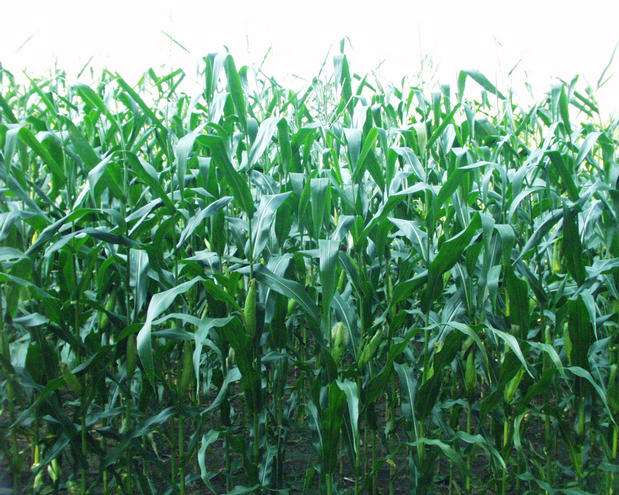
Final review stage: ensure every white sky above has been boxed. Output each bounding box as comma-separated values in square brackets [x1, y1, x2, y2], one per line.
[2, 0, 618, 118]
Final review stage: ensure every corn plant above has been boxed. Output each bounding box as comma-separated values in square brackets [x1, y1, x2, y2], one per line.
[0, 49, 617, 494]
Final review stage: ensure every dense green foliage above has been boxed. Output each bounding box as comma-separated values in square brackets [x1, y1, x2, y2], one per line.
[0, 53, 618, 494]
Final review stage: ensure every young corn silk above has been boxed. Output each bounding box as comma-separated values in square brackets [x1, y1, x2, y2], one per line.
[0, 52, 617, 495]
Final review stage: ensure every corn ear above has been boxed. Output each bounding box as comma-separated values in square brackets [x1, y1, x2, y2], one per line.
[98, 291, 116, 329]
[126, 334, 137, 378]
[287, 298, 298, 315]
[244, 278, 257, 337]
[504, 367, 525, 403]
[358, 329, 382, 368]
[47, 458, 60, 483]
[227, 347, 235, 368]
[464, 350, 477, 394]
[33, 466, 44, 490]
[60, 363, 82, 395]
[413, 122, 427, 155]
[336, 269, 346, 293]
[330, 322, 347, 365]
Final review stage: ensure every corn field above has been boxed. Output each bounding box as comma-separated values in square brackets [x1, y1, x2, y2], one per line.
[0, 52, 618, 494]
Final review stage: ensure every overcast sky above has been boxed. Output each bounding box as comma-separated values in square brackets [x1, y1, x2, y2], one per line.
[2, 0, 618, 117]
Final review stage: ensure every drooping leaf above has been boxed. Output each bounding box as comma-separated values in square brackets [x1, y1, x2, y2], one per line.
[137, 277, 202, 386]
[248, 116, 278, 168]
[254, 264, 319, 332]
[251, 192, 291, 260]
[422, 213, 481, 312]
[458, 70, 506, 99]
[197, 135, 255, 215]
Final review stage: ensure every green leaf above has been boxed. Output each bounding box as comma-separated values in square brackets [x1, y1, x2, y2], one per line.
[248, 117, 278, 168]
[0, 93, 17, 123]
[194, 316, 237, 395]
[486, 326, 533, 377]
[422, 213, 481, 312]
[319, 239, 339, 323]
[566, 296, 593, 370]
[26, 208, 98, 255]
[277, 117, 292, 173]
[505, 266, 529, 336]
[516, 208, 563, 262]
[254, 264, 319, 331]
[455, 431, 505, 470]
[559, 85, 572, 134]
[310, 178, 330, 239]
[197, 135, 255, 215]
[17, 127, 65, 185]
[389, 217, 428, 261]
[334, 54, 352, 112]
[562, 207, 586, 285]
[127, 152, 176, 211]
[528, 342, 565, 378]
[0, 272, 57, 302]
[73, 153, 116, 208]
[351, 128, 380, 184]
[547, 151, 579, 202]
[115, 76, 167, 134]
[104, 407, 176, 466]
[73, 83, 121, 134]
[494, 224, 516, 264]
[575, 131, 601, 167]
[394, 362, 418, 423]
[410, 438, 467, 475]
[137, 277, 202, 386]
[174, 127, 202, 191]
[65, 120, 100, 169]
[427, 104, 461, 150]
[252, 192, 291, 260]
[198, 430, 220, 492]
[177, 196, 233, 249]
[224, 55, 247, 130]
[0, 246, 28, 264]
[567, 366, 615, 422]
[436, 168, 464, 212]
[130, 249, 150, 317]
[458, 70, 506, 99]
[336, 379, 360, 454]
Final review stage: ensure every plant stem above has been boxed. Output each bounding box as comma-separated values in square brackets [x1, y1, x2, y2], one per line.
[501, 420, 509, 495]
[1, 293, 20, 492]
[466, 405, 472, 494]
[545, 414, 552, 491]
[543, 324, 552, 492]
[125, 395, 133, 494]
[372, 429, 378, 495]
[609, 424, 617, 495]
[253, 409, 260, 478]
[81, 412, 87, 495]
[179, 415, 185, 495]
[326, 473, 333, 495]
[577, 396, 585, 485]
[32, 419, 40, 494]
[225, 431, 231, 492]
